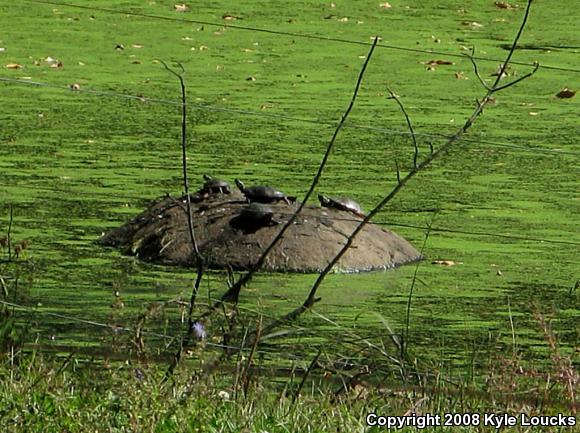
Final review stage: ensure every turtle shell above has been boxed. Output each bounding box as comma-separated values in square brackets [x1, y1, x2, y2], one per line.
[235, 179, 288, 203]
[319, 194, 364, 216]
[202, 175, 231, 194]
[232, 203, 278, 231]
[239, 203, 274, 222]
[244, 185, 285, 202]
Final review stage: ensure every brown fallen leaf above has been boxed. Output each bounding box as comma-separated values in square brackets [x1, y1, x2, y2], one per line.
[379, 2, 392, 8]
[69, 83, 81, 91]
[246, 76, 256, 81]
[494, 1, 513, 9]
[454, 71, 468, 79]
[5, 63, 23, 69]
[131, 44, 144, 48]
[555, 88, 576, 99]
[174, 4, 189, 12]
[222, 14, 242, 20]
[425, 59, 454, 66]
[50, 61, 63, 68]
[115, 44, 125, 51]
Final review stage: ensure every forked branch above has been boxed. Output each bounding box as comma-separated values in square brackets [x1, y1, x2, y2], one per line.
[258, 0, 538, 336]
[386, 87, 420, 167]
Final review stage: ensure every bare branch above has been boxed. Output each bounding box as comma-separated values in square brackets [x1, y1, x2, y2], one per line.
[7, 205, 13, 262]
[159, 59, 205, 379]
[403, 213, 436, 359]
[219, 36, 381, 304]
[490, 0, 534, 90]
[467, 47, 492, 91]
[386, 87, 419, 168]
[258, 0, 537, 335]
[292, 349, 322, 404]
[241, 315, 262, 397]
[492, 61, 540, 92]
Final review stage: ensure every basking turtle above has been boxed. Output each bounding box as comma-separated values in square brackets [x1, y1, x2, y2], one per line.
[231, 203, 279, 233]
[200, 174, 231, 195]
[318, 194, 365, 218]
[235, 179, 294, 204]
[239, 203, 278, 226]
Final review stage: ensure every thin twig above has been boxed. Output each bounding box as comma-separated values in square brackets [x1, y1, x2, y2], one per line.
[492, 62, 539, 92]
[219, 37, 380, 304]
[403, 213, 436, 359]
[292, 348, 322, 405]
[233, 326, 249, 401]
[7, 205, 13, 261]
[242, 315, 262, 397]
[395, 160, 401, 183]
[159, 60, 206, 378]
[158, 60, 204, 303]
[387, 87, 419, 168]
[467, 47, 492, 91]
[508, 297, 516, 355]
[491, 0, 534, 90]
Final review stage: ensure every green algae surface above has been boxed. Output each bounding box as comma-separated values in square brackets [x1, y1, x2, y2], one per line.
[0, 1, 578, 371]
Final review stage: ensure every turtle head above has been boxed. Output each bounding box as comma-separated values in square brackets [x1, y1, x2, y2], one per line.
[318, 194, 329, 206]
[235, 179, 245, 192]
[203, 174, 213, 181]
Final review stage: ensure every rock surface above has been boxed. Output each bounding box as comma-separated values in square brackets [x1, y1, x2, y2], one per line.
[99, 192, 422, 273]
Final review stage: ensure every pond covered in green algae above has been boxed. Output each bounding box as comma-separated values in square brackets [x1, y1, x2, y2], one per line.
[0, 1, 578, 373]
